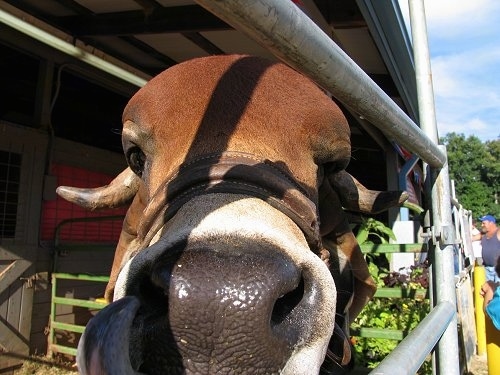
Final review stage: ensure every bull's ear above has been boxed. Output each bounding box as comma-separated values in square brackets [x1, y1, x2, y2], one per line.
[56, 168, 140, 210]
[318, 181, 377, 322]
[327, 170, 408, 214]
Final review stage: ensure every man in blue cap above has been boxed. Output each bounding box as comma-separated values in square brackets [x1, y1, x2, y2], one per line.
[478, 215, 500, 282]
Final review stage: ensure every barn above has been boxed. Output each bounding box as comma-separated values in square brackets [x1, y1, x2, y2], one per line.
[0, 0, 424, 371]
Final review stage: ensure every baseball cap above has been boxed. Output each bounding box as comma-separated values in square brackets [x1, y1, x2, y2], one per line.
[478, 215, 496, 223]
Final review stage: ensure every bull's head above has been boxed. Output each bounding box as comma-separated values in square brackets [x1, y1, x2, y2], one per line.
[57, 55, 407, 374]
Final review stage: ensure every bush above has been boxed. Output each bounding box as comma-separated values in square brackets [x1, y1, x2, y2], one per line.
[352, 218, 431, 374]
[352, 262, 431, 372]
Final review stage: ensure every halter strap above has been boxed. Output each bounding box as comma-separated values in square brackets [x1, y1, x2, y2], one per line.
[138, 152, 321, 252]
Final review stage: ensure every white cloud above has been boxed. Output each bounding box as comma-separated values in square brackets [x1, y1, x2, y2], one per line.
[425, 0, 497, 28]
[398, 0, 500, 141]
[431, 44, 500, 140]
[432, 49, 500, 97]
[438, 118, 493, 141]
[399, 0, 500, 39]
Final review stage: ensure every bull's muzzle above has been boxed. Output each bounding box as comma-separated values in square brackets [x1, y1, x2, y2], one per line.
[77, 196, 336, 375]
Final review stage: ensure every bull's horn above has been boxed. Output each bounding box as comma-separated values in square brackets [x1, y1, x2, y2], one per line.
[329, 170, 408, 214]
[56, 168, 140, 210]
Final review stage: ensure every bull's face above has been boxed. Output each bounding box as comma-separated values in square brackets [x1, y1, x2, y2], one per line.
[105, 194, 337, 375]
[57, 55, 407, 374]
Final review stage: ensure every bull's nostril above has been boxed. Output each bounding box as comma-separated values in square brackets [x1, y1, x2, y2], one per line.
[137, 273, 169, 315]
[132, 248, 184, 316]
[271, 277, 304, 325]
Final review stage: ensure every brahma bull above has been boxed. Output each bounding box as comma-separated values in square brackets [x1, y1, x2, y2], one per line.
[57, 55, 407, 375]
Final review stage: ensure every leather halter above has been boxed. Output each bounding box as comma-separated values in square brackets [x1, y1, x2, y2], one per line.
[137, 152, 321, 252]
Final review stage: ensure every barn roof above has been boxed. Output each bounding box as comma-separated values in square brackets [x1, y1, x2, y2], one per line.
[0, 0, 418, 185]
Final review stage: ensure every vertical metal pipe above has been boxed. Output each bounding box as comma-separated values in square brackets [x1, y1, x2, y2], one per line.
[430, 147, 460, 375]
[408, 1, 459, 374]
[408, 0, 439, 144]
[48, 274, 57, 357]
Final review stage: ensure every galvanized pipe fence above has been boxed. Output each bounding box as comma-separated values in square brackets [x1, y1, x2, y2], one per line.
[193, 0, 460, 373]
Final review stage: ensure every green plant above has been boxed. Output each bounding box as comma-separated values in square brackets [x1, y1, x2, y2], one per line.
[352, 218, 431, 374]
[356, 217, 395, 279]
[355, 217, 397, 246]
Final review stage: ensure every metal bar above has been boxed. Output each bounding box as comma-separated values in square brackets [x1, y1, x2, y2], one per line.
[194, 0, 446, 168]
[57, 244, 117, 252]
[374, 288, 428, 299]
[49, 343, 78, 357]
[407, 0, 460, 373]
[47, 274, 57, 357]
[399, 154, 420, 192]
[54, 215, 125, 247]
[52, 272, 110, 282]
[52, 296, 108, 309]
[51, 321, 86, 334]
[429, 146, 460, 375]
[48, 273, 109, 358]
[370, 301, 455, 374]
[360, 243, 427, 254]
[351, 328, 405, 341]
[408, 0, 439, 144]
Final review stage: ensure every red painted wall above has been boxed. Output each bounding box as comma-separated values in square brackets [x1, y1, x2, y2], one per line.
[41, 164, 127, 242]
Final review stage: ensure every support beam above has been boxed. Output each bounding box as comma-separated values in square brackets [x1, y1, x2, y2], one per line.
[0, 2, 150, 87]
[408, 2, 459, 374]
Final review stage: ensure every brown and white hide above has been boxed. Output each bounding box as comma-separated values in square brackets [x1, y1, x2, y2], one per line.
[56, 55, 407, 375]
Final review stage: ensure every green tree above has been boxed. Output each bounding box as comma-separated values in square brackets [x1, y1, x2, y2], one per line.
[441, 133, 499, 218]
[486, 139, 500, 200]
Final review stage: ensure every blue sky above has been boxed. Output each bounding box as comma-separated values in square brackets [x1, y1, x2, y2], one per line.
[398, 0, 500, 142]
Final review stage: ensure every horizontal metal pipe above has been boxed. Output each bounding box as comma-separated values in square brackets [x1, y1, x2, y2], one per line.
[369, 301, 455, 374]
[195, 0, 446, 168]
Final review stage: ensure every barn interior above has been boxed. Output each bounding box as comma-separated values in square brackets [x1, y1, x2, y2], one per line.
[0, 0, 424, 368]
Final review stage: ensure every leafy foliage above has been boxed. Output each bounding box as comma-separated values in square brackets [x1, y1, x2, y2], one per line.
[355, 217, 397, 245]
[352, 263, 431, 373]
[355, 218, 396, 271]
[441, 133, 499, 218]
[352, 218, 431, 373]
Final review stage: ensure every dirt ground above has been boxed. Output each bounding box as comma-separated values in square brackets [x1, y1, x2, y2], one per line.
[468, 354, 488, 375]
[10, 354, 490, 375]
[12, 356, 76, 375]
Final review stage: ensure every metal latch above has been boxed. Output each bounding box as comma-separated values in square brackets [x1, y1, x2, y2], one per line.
[20, 273, 39, 288]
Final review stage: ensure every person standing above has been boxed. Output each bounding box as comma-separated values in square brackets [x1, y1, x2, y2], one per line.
[471, 221, 483, 263]
[478, 215, 500, 282]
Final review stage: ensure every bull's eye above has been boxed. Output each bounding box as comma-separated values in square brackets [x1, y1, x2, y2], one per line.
[126, 146, 146, 177]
